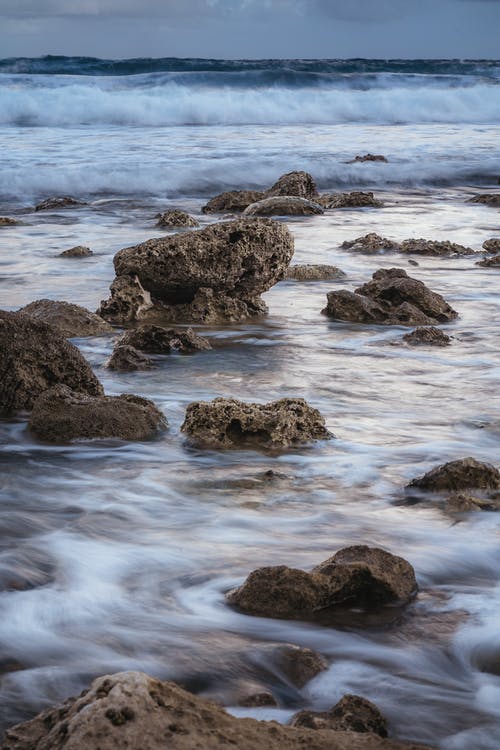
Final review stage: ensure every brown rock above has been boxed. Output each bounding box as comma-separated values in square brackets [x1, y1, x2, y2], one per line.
[266, 171, 319, 199]
[0, 217, 21, 226]
[243, 196, 324, 217]
[59, 246, 93, 257]
[321, 192, 383, 209]
[285, 265, 345, 281]
[399, 239, 474, 256]
[476, 253, 500, 267]
[468, 194, 500, 207]
[237, 683, 279, 708]
[402, 327, 451, 347]
[482, 238, 500, 253]
[0, 670, 433, 750]
[106, 344, 153, 371]
[29, 385, 166, 443]
[202, 190, 265, 214]
[18, 300, 113, 338]
[291, 694, 388, 737]
[341, 233, 400, 253]
[406, 457, 500, 493]
[322, 290, 389, 324]
[98, 275, 153, 324]
[155, 210, 199, 228]
[0, 310, 103, 416]
[181, 397, 331, 450]
[119, 325, 211, 353]
[34, 196, 86, 211]
[148, 288, 268, 325]
[272, 645, 327, 688]
[347, 154, 388, 163]
[444, 493, 498, 512]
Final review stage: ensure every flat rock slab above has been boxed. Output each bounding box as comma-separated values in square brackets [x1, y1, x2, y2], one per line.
[29, 385, 167, 443]
[18, 299, 113, 338]
[243, 196, 324, 217]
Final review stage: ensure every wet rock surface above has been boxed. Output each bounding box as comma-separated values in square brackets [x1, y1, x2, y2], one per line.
[0, 671, 432, 750]
[243, 196, 324, 217]
[476, 253, 500, 267]
[320, 192, 383, 209]
[291, 694, 388, 737]
[323, 269, 458, 327]
[202, 190, 265, 214]
[34, 196, 86, 211]
[59, 245, 93, 257]
[0, 217, 21, 226]
[341, 233, 401, 253]
[119, 325, 211, 353]
[347, 154, 388, 163]
[155, 209, 199, 228]
[285, 264, 345, 281]
[18, 299, 113, 338]
[0, 310, 103, 415]
[106, 344, 153, 371]
[29, 385, 167, 443]
[402, 327, 451, 346]
[482, 238, 500, 253]
[399, 239, 474, 256]
[181, 397, 331, 450]
[271, 645, 327, 688]
[98, 275, 153, 324]
[468, 193, 500, 207]
[406, 457, 500, 493]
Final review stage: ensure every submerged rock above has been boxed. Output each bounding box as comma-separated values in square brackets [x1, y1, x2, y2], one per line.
[0, 310, 103, 416]
[18, 299, 113, 338]
[34, 196, 86, 211]
[407, 458, 500, 493]
[0, 670, 433, 750]
[119, 325, 211, 353]
[482, 238, 500, 253]
[29, 385, 166, 443]
[243, 196, 324, 217]
[181, 397, 330, 450]
[0, 217, 21, 226]
[202, 190, 265, 214]
[468, 194, 500, 207]
[399, 239, 474, 256]
[266, 171, 319, 199]
[321, 192, 383, 209]
[341, 233, 401, 253]
[476, 253, 500, 267]
[106, 344, 153, 371]
[285, 264, 345, 281]
[347, 154, 388, 163]
[291, 694, 388, 737]
[155, 209, 199, 228]
[402, 327, 451, 347]
[59, 245, 93, 257]
[323, 268, 458, 327]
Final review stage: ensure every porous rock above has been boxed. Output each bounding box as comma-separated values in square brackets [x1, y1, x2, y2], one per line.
[106, 344, 153, 371]
[399, 239, 474, 256]
[266, 171, 319, 199]
[468, 194, 500, 207]
[0, 310, 103, 416]
[406, 458, 500, 493]
[98, 275, 153, 324]
[321, 192, 383, 209]
[476, 254, 500, 267]
[34, 196, 86, 211]
[291, 694, 388, 737]
[29, 385, 166, 443]
[59, 246, 93, 257]
[341, 233, 401, 253]
[272, 645, 327, 688]
[347, 154, 388, 163]
[236, 682, 279, 708]
[323, 268, 458, 327]
[402, 327, 451, 347]
[155, 210, 199, 228]
[482, 238, 500, 253]
[0, 670, 433, 750]
[18, 300, 113, 338]
[119, 325, 211, 353]
[202, 190, 265, 214]
[181, 397, 330, 450]
[243, 196, 324, 217]
[0, 217, 21, 226]
[285, 265, 345, 281]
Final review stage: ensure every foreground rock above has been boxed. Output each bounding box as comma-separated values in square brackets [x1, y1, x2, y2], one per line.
[402, 327, 451, 347]
[0, 671, 432, 750]
[320, 192, 383, 209]
[322, 269, 458, 327]
[59, 245, 93, 257]
[399, 239, 474, 256]
[0, 217, 21, 226]
[476, 254, 500, 267]
[285, 264, 345, 281]
[243, 196, 324, 217]
[291, 694, 388, 737]
[34, 196, 86, 211]
[99, 219, 294, 324]
[119, 325, 211, 353]
[347, 154, 388, 163]
[29, 385, 166, 442]
[482, 238, 500, 253]
[407, 458, 500, 493]
[468, 194, 500, 207]
[266, 171, 319, 199]
[0, 310, 103, 415]
[18, 300, 113, 338]
[227, 545, 417, 620]
[182, 397, 330, 450]
[156, 209, 199, 228]
[202, 190, 265, 214]
[341, 233, 400, 253]
[106, 345, 153, 371]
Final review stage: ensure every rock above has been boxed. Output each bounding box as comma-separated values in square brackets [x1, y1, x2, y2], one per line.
[399, 239, 474, 256]
[476, 253, 500, 267]
[243, 196, 324, 217]
[402, 327, 451, 347]
[202, 190, 265, 214]
[106, 345, 153, 371]
[323, 269, 458, 327]
[59, 245, 93, 257]
[272, 645, 327, 688]
[34, 196, 86, 211]
[341, 233, 401, 253]
[482, 238, 500, 253]
[347, 154, 388, 163]
[468, 194, 500, 207]
[406, 458, 500, 493]
[98, 275, 153, 324]
[444, 493, 498, 513]
[155, 210, 199, 228]
[285, 265, 346, 281]
[266, 171, 319, 199]
[291, 694, 388, 737]
[0, 670, 433, 750]
[149, 288, 268, 325]
[237, 683, 278, 708]
[181, 397, 331, 450]
[29, 385, 166, 443]
[227, 546, 417, 620]
[0, 217, 20, 226]
[321, 192, 383, 209]
[119, 325, 211, 353]
[18, 300, 113, 338]
[0, 310, 103, 416]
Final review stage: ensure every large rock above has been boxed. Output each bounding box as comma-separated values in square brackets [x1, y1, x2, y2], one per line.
[291, 694, 388, 737]
[181, 397, 330, 450]
[468, 194, 500, 207]
[320, 192, 383, 209]
[0, 310, 103, 416]
[285, 264, 345, 281]
[243, 196, 324, 217]
[202, 190, 265, 214]
[406, 458, 500, 493]
[227, 546, 417, 620]
[119, 325, 211, 353]
[59, 245, 93, 257]
[34, 196, 85, 211]
[18, 300, 113, 338]
[29, 385, 166, 443]
[402, 327, 451, 347]
[482, 238, 500, 253]
[399, 239, 474, 256]
[0, 671, 433, 750]
[266, 171, 319, 199]
[323, 269, 458, 327]
[341, 233, 400, 253]
[156, 210, 199, 228]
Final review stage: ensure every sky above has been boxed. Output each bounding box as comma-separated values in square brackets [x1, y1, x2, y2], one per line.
[0, 0, 499, 59]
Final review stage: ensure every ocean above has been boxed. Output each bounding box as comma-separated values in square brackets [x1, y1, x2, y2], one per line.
[0, 57, 500, 749]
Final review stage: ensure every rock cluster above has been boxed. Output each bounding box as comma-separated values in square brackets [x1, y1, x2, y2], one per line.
[402, 327, 451, 347]
[285, 264, 345, 281]
[322, 268, 458, 327]
[202, 171, 319, 213]
[106, 344, 153, 371]
[59, 245, 93, 257]
[34, 196, 86, 211]
[341, 234, 400, 253]
[181, 397, 330, 449]
[18, 299, 113, 338]
[156, 209, 199, 228]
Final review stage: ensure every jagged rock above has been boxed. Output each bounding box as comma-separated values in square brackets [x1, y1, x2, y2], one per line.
[266, 171, 319, 199]
[119, 325, 211, 353]
[29, 385, 166, 443]
[482, 238, 500, 253]
[271, 645, 327, 687]
[285, 265, 346, 281]
[399, 239, 474, 256]
[34, 196, 86, 211]
[243, 196, 324, 217]
[0, 670, 433, 750]
[341, 233, 401, 253]
[106, 345, 153, 371]
[291, 695, 388, 737]
[323, 269, 458, 327]
[98, 275, 153, 324]
[468, 194, 500, 207]
[402, 327, 451, 347]
[202, 190, 265, 214]
[0, 217, 20, 226]
[347, 154, 388, 163]
[181, 397, 330, 450]
[227, 546, 417, 620]
[59, 245, 93, 257]
[320, 192, 383, 209]
[477, 253, 500, 267]
[155, 210, 199, 228]
[18, 300, 113, 338]
[0, 310, 103, 416]
[406, 458, 500, 493]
